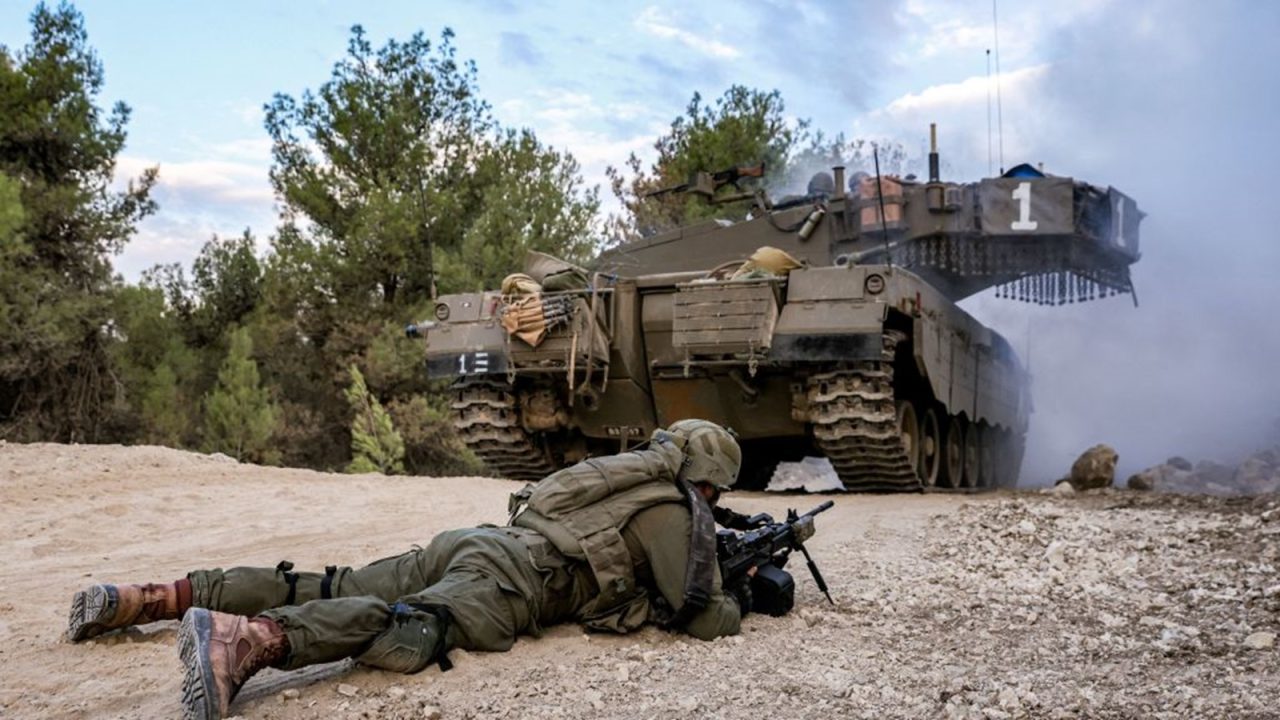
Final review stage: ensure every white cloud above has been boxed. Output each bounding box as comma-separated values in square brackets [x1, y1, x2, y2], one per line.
[116, 154, 274, 206]
[108, 148, 277, 280]
[500, 88, 668, 218]
[879, 64, 1048, 117]
[209, 137, 274, 163]
[898, 0, 1116, 66]
[635, 6, 740, 60]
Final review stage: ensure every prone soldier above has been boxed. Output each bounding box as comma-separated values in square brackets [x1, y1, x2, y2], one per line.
[66, 419, 749, 720]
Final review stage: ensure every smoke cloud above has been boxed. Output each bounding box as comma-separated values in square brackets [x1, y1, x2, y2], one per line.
[960, 1, 1280, 483]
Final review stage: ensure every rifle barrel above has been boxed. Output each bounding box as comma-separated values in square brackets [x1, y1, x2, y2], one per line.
[803, 500, 835, 518]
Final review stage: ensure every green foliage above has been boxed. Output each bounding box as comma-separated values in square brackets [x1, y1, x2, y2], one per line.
[606, 85, 908, 242]
[344, 365, 405, 475]
[140, 363, 185, 446]
[191, 231, 263, 342]
[388, 393, 480, 476]
[247, 25, 597, 474]
[202, 328, 279, 463]
[0, 173, 23, 241]
[437, 129, 598, 292]
[0, 3, 156, 440]
[607, 86, 805, 238]
[108, 284, 198, 445]
[265, 26, 597, 305]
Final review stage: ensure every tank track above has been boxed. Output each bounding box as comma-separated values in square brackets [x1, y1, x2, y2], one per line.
[807, 331, 923, 491]
[450, 378, 558, 482]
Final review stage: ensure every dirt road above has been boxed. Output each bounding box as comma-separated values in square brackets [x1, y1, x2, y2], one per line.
[1, 443, 1276, 719]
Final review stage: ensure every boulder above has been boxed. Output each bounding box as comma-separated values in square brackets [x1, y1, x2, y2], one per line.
[1127, 470, 1156, 491]
[1068, 444, 1118, 490]
[1166, 456, 1193, 471]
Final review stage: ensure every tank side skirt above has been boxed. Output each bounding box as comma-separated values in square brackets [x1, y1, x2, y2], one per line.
[769, 334, 884, 363]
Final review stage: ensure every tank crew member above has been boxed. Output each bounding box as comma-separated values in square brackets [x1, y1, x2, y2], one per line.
[66, 420, 748, 720]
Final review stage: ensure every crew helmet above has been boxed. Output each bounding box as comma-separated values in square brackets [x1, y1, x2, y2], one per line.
[664, 419, 742, 490]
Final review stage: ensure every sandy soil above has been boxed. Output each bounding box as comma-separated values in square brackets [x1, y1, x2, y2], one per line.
[0, 442, 1276, 719]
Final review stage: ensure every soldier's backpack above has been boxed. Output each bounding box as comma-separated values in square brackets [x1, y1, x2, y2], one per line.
[507, 433, 716, 633]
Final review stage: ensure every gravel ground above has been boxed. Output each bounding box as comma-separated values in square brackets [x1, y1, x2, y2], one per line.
[1, 443, 1277, 719]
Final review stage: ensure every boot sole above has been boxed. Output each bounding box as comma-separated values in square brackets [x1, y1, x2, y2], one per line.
[67, 585, 118, 642]
[178, 609, 221, 720]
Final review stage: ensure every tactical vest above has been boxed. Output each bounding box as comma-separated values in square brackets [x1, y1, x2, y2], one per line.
[507, 436, 717, 633]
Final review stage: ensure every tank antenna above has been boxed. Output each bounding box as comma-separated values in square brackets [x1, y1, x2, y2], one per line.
[992, 0, 1005, 174]
[873, 143, 892, 269]
[986, 49, 994, 177]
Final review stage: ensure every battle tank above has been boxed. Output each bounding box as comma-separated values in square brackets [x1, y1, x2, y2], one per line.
[411, 126, 1143, 490]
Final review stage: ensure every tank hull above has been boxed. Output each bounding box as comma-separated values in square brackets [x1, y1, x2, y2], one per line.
[419, 170, 1138, 490]
[424, 264, 1028, 490]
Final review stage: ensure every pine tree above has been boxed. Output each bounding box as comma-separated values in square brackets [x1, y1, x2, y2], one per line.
[344, 365, 405, 475]
[202, 328, 278, 462]
[0, 4, 157, 440]
[140, 363, 184, 446]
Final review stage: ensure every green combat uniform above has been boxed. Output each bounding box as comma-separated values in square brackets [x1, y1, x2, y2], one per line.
[183, 437, 741, 673]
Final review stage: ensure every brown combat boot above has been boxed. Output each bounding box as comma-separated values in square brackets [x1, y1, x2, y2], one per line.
[178, 608, 289, 720]
[67, 580, 192, 641]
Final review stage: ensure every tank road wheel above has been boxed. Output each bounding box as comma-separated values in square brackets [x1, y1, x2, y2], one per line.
[918, 407, 942, 488]
[960, 418, 979, 488]
[941, 414, 964, 488]
[977, 422, 996, 488]
[895, 400, 921, 478]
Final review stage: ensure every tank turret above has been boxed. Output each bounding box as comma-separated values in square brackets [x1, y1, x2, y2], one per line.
[415, 125, 1143, 490]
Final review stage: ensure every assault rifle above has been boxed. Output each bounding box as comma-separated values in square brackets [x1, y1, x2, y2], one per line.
[716, 500, 835, 617]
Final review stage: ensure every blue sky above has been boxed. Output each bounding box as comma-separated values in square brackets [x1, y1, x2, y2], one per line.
[3, 1, 1279, 481]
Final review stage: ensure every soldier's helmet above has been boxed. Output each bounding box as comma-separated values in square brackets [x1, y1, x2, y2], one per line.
[665, 419, 742, 490]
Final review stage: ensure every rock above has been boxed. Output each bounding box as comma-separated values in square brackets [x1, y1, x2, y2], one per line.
[1044, 541, 1068, 570]
[1050, 480, 1076, 496]
[767, 456, 844, 493]
[1127, 470, 1156, 491]
[385, 686, 407, 700]
[336, 683, 359, 697]
[1128, 463, 1203, 493]
[205, 452, 238, 464]
[1242, 632, 1275, 650]
[280, 689, 300, 701]
[1016, 520, 1037, 535]
[422, 705, 443, 720]
[1166, 456, 1193, 471]
[1069, 445, 1118, 490]
[997, 687, 1021, 710]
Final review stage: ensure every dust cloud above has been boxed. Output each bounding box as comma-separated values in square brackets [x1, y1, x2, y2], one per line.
[960, 2, 1280, 483]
